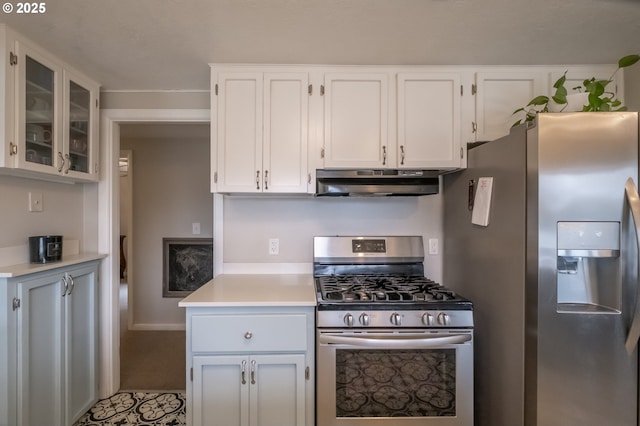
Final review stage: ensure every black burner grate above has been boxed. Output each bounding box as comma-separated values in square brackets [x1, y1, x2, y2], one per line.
[317, 274, 458, 302]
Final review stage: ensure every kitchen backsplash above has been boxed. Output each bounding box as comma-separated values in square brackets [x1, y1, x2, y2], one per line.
[222, 194, 444, 281]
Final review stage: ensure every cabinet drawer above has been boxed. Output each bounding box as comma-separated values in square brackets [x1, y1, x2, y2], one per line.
[191, 314, 308, 353]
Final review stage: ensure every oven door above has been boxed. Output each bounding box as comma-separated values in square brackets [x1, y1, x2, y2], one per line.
[317, 329, 473, 426]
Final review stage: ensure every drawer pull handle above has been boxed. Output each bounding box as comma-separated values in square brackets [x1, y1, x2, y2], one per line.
[244, 331, 253, 339]
[241, 360, 247, 384]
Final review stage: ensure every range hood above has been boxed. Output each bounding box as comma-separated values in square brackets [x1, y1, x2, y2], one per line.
[315, 169, 440, 196]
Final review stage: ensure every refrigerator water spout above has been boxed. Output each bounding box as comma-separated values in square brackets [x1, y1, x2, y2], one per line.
[556, 221, 621, 313]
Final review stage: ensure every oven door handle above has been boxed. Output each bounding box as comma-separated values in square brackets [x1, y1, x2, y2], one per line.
[319, 333, 472, 348]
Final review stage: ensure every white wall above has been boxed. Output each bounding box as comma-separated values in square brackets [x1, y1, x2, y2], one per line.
[101, 91, 209, 110]
[624, 66, 640, 112]
[0, 174, 90, 264]
[120, 125, 211, 329]
[223, 192, 444, 282]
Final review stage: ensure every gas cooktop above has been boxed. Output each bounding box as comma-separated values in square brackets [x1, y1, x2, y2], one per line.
[313, 236, 473, 314]
[314, 274, 472, 313]
[317, 274, 459, 302]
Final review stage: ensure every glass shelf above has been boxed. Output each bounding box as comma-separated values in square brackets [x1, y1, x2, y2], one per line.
[67, 80, 91, 174]
[25, 55, 54, 169]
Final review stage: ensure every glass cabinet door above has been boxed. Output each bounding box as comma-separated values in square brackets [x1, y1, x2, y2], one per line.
[67, 80, 91, 174]
[24, 56, 55, 168]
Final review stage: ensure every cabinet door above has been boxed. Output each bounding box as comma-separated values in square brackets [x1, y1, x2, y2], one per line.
[0, 27, 16, 169]
[263, 73, 309, 193]
[323, 73, 389, 168]
[249, 354, 306, 426]
[192, 355, 249, 426]
[15, 39, 62, 175]
[63, 70, 99, 181]
[17, 275, 65, 426]
[216, 72, 263, 193]
[549, 65, 619, 97]
[397, 73, 463, 168]
[64, 266, 99, 425]
[475, 71, 547, 142]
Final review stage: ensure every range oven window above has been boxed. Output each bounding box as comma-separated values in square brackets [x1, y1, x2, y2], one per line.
[335, 348, 456, 418]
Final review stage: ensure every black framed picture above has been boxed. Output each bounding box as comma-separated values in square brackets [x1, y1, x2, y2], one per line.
[163, 237, 213, 297]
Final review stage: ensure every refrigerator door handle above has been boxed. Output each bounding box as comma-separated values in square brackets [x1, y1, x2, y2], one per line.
[624, 177, 640, 354]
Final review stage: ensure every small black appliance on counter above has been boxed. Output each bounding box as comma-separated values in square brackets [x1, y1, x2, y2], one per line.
[29, 235, 63, 263]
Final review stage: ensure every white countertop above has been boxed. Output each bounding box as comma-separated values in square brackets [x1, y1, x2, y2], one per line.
[0, 253, 106, 278]
[178, 274, 317, 307]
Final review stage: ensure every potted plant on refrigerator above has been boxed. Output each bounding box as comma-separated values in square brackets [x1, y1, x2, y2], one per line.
[512, 54, 640, 126]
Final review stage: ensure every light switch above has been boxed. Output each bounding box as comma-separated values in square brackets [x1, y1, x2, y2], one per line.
[192, 222, 201, 235]
[29, 192, 43, 212]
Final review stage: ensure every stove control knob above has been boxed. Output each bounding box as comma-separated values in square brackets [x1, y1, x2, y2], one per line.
[359, 313, 370, 326]
[421, 313, 435, 326]
[390, 312, 402, 326]
[437, 312, 449, 326]
[344, 313, 355, 327]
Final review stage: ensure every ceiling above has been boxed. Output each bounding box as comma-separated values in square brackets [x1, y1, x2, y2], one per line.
[2, 0, 639, 91]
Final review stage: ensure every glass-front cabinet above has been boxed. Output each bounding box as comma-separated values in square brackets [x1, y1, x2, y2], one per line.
[19, 48, 59, 174]
[3, 29, 100, 182]
[64, 71, 98, 178]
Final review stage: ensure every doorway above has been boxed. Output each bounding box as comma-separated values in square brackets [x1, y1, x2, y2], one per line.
[119, 150, 132, 333]
[116, 122, 211, 390]
[98, 109, 210, 397]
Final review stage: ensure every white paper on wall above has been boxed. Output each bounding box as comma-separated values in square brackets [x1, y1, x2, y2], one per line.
[471, 177, 493, 226]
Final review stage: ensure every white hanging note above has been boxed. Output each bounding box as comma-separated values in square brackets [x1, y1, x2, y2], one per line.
[472, 177, 493, 226]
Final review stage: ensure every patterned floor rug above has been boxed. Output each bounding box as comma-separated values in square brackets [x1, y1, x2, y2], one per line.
[74, 392, 186, 426]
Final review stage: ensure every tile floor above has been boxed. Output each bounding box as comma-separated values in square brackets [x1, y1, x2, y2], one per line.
[74, 284, 187, 425]
[74, 392, 185, 426]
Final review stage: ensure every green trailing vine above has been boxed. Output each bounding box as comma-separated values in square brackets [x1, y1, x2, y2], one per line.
[512, 54, 640, 127]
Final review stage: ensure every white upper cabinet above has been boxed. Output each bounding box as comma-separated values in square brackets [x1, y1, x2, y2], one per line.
[14, 39, 61, 175]
[214, 71, 263, 193]
[397, 72, 463, 169]
[0, 24, 100, 182]
[263, 73, 309, 192]
[321, 69, 466, 169]
[474, 70, 547, 142]
[210, 64, 623, 183]
[63, 70, 99, 180]
[472, 65, 621, 143]
[0, 25, 15, 171]
[213, 69, 309, 193]
[322, 72, 389, 168]
[549, 65, 619, 96]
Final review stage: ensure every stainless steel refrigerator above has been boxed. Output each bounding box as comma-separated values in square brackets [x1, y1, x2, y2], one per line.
[443, 112, 640, 426]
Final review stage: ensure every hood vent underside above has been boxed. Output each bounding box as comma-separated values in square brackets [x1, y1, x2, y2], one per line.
[315, 169, 440, 196]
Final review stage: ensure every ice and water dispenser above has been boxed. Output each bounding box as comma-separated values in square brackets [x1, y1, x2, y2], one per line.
[557, 222, 621, 313]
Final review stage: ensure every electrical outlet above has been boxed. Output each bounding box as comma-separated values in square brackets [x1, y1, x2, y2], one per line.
[269, 238, 279, 255]
[428, 238, 439, 255]
[192, 222, 201, 235]
[29, 192, 43, 212]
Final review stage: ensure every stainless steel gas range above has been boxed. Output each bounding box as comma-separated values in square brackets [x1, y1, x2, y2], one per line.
[314, 236, 474, 426]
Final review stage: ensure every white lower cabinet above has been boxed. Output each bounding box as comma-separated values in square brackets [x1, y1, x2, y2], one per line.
[193, 354, 306, 426]
[0, 260, 99, 426]
[186, 307, 314, 426]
